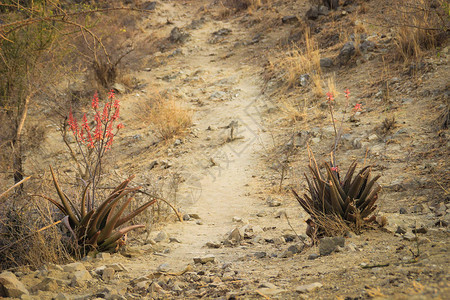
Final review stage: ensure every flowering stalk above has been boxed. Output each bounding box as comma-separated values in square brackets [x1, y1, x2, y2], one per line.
[66, 90, 124, 209]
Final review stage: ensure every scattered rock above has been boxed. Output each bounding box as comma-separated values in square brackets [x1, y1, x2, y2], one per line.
[308, 253, 320, 260]
[296, 282, 323, 293]
[395, 226, 407, 234]
[319, 237, 345, 256]
[337, 42, 356, 65]
[63, 262, 86, 273]
[70, 269, 92, 287]
[412, 226, 428, 234]
[169, 27, 190, 43]
[141, 1, 157, 10]
[209, 28, 232, 43]
[157, 263, 170, 272]
[112, 82, 126, 94]
[232, 216, 242, 222]
[254, 252, 267, 258]
[359, 40, 376, 53]
[206, 241, 221, 249]
[306, 6, 319, 20]
[107, 263, 128, 272]
[96, 252, 111, 260]
[169, 237, 182, 243]
[155, 231, 169, 243]
[320, 57, 333, 69]
[225, 227, 244, 245]
[318, 5, 329, 15]
[282, 15, 299, 24]
[287, 243, 306, 254]
[299, 74, 310, 87]
[399, 207, 407, 214]
[183, 214, 191, 221]
[189, 213, 201, 219]
[403, 232, 418, 241]
[193, 254, 215, 264]
[267, 196, 281, 207]
[102, 267, 115, 281]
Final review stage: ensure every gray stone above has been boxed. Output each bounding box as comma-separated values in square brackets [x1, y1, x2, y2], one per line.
[403, 232, 418, 241]
[306, 6, 319, 20]
[96, 252, 111, 260]
[308, 253, 320, 260]
[154, 231, 169, 243]
[193, 254, 215, 264]
[254, 252, 267, 258]
[102, 267, 115, 281]
[399, 207, 407, 214]
[318, 5, 329, 15]
[141, 1, 157, 10]
[0, 272, 29, 297]
[169, 27, 190, 43]
[359, 40, 376, 52]
[183, 214, 191, 221]
[319, 237, 345, 256]
[395, 226, 407, 234]
[412, 227, 428, 234]
[299, 74, 310, 87]
[281, 15, 299, 24]
[267, 196, 281, 207]
[320, 57, 333, 69]
[70, 270, 92, 287]
[296, 282, 323, 293]
[31, 277, 60, 292]
[288, 243, 306, 254]
[225, 227, 244, 244]
[107, 263, 128, 272]
[338, 42, 356, 65]
[206, 241, 221, 248]
[189, 213, 201, 219]
[63, 262, 86, 273]
[157, 263, 170, 272]
[112, 83, 126, 94]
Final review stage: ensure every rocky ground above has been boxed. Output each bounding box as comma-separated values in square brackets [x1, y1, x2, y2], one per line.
[1, 0, 449, 299]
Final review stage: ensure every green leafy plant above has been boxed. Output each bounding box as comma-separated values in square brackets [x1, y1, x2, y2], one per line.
[46, 167, 156, 253]
[292, 152, 381, 235]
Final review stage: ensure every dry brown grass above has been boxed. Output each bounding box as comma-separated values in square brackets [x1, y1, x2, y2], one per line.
[140, 90, 193, 141]
[223, 0, 272, 11]
[393, 0, 447, 62]
[275, 29, 321, 91]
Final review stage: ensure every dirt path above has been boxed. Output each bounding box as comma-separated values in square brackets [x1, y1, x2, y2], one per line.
[122, 0, 274, 273]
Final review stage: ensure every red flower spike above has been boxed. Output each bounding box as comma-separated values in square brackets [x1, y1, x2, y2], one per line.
[331, 166, 339, 172]
[353, 103, 362, 112]
[113, 98, 120, 109]
[108, 90, 115, 99]
[92, 91, 99, 110]
[345, 89, 350, 99]
[117, 123, 124, 130]
[94, 112, 102, 141]
[326, 92, 334, 102]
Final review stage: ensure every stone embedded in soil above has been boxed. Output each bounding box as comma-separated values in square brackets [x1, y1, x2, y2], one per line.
[319, 237, 345, 256]
[254, 252, 267, 258]
[193, 254, 215, 264]
[96, 252, 111, 260]
[396, 226, 407, 234]
[288, 243, 306, 254]
[0, 271, 29, 298]
[308, 253, 320, 260]
[63, 262, 86, 273]
[225, 227, 244, 245]
[157, 263, 170, 272]
[154, 231, 169, 243]
[412, 226, 428, 234]
[183, 214, 191, 221]
[267, 196, 282, 207]
[189, 213, 201, 219]
[295, 282, 323, 293]
[70, 270, 92, 287]
[206, 241, 221, 248]
[338, 42, 356, 65]
[403, 232, 418, 241]
[399, 207, 408, 214]
[169, 237, 182, 243]
[102, 267, 115, 281]
[281, 15, 299, 24]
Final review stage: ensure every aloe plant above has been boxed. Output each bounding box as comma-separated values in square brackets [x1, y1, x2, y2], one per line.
[292, 161, 381, 232]
[46, 166, 156, 252]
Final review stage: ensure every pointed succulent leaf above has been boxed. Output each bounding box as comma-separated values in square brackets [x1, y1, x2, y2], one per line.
[342, 161, 357, 193]
[325, 163, 347, 201]
[116, 198, 157, 228]
[98, 196, 134, 242]
[99, 225, 145, 249]
[329, 180, 345, 216]
[50, 166, 79, 226]
[80, 182, 91, 218]
[357, 174, 381, 205]
[359, 185, 381, 212]
[348, 170, 369, 200]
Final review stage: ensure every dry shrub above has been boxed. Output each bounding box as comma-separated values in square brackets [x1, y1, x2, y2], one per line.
[141, 91, 193, 140]
[280, 96, 306, 123]
[393, 0, 448, 62]
[0, 195, 71, 270]
[276, 29, 321, 90]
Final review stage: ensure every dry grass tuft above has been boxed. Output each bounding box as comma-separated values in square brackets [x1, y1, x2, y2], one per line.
[140, 90, 193, 141]
[393, 0, 448, 62]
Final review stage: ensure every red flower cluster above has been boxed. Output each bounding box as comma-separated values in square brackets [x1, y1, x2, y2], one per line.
[326, 92, 334, 102]
[353, 103, 362, 112]
[68, 90, 124, 151]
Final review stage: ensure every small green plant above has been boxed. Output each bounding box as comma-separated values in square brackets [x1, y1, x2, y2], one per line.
[292, 152, 381, 235]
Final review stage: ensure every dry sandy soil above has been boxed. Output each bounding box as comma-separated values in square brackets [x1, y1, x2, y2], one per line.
[6, 0, 450, 299]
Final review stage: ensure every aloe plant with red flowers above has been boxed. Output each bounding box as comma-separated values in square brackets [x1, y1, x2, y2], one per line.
[45, 91, 156, 253]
